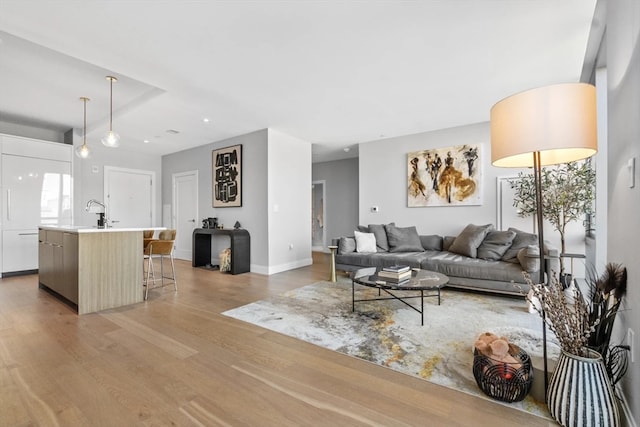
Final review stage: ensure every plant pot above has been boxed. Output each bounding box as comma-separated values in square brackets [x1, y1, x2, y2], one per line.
[547, 348, 619, 427]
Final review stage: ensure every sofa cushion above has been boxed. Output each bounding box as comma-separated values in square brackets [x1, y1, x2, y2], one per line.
[420, 251, 530, 284]
[385, 224, 424, 252]
[354, 230, 377, 253]
[338, 237, 356, 254]
[368, 223, 393, 252]
[477, 230, 517, 260]
[420, 234, 443, 251]
[502, 228, 538, 263]
[448, 224, 494, 258]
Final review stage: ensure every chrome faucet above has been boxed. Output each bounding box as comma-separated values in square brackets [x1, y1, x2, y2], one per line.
[85, 199, 108, 227]
[85, 199, 106, 212]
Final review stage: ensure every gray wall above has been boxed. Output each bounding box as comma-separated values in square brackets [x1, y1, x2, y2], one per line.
[162, 129, 269, 269]
[312, 158, 359, 246]
[358, 122, 509, 237]
[162, 128, 312, 274]
[606, 0, 639, 420]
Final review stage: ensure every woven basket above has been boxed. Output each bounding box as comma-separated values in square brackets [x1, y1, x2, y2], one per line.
[472, 344, 533, 403]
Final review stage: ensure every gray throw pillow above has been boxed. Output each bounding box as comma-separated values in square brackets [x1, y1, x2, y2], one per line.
[477, 230, 517, 260]
[368, 223, 394, 252]
[502, 227, 539, 263]
[384, 224, 424, 252]
[420, 234, 443, 251]
[338, 237, 356, 254]
[517, 245, 540, 272]
[448, 224, 494, 258]
[443, 236, 456, 252]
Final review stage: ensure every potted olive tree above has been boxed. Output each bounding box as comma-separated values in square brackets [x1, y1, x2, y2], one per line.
[509, 159, 596, 285]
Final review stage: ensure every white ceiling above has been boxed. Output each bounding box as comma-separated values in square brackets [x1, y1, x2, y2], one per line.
[0, 1, 597, 163]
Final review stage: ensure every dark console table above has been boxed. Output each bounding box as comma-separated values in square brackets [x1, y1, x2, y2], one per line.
[192, 228, 250, 274]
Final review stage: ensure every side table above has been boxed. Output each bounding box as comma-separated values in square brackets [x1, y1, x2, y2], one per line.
[327, 245, 338, 282]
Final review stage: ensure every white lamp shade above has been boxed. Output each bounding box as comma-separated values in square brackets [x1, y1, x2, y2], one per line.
[490, 83, 598, 167]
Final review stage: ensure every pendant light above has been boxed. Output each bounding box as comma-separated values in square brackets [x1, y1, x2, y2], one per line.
[75, 97, 91, 159]
[101, 75, 120, 148]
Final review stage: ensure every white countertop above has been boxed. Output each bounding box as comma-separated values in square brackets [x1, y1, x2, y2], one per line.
[39, 225, 166, 234]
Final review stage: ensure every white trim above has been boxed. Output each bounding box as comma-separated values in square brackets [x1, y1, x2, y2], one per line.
[312, 180, 327, 250]
[251, 258, 314, 275]
[617, 384, 637, 427]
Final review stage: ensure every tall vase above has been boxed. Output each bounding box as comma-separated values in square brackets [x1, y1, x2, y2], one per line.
[546, 348, 619, 427]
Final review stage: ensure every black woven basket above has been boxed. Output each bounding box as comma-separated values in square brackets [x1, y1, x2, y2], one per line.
[472, 344, 533, 403]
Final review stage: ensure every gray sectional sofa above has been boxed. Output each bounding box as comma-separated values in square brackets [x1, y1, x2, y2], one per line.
[333, 223, 560, 295]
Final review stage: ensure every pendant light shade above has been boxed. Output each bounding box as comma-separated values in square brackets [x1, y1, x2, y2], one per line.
[101, 75, 120, 148]
[75, 97, 91, 159]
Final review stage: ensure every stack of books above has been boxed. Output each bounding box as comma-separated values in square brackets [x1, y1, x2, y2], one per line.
[377, 265, 411, 283]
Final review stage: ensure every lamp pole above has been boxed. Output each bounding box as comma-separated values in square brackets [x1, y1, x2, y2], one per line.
[533, 151, 549, 397]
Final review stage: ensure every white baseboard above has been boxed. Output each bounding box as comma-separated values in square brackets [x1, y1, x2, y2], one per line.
[250, 258, 313, 275]
[617, 384, 637, 427]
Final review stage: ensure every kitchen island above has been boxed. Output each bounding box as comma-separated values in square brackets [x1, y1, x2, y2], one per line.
[38, 226, 164, 314]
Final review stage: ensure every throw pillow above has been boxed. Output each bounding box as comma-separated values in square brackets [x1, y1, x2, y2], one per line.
[420, 234, 443, 251]
[384, 224, 424, 252]
[517, 245, 540, 272]
[368, 223, 394, 252]
[477, 230, 517, 260]
[448, 224, 494, 258]
[443, 236, 456, 252]
[338, 237, 356, 254]
[502, 227, 539, 263]
[354, 230, 377, 253]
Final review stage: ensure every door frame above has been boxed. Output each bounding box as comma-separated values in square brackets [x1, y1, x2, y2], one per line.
[104, 166, 156, 226]
[311, 180, 326, 251]
[172, 170, 199, 260]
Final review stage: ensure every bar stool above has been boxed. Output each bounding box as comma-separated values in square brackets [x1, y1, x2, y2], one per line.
[143, 229, 177, 300]
[143, 229, 155, 251]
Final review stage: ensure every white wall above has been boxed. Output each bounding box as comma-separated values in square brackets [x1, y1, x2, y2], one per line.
[266, 129, 312, 274]
[606, 0, 640, 421]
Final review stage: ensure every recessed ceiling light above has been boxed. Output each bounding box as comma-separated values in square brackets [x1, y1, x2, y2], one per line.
[143, 139, 149, 144]
[343, 147, 351, 152]
[203, 118, 210, 123]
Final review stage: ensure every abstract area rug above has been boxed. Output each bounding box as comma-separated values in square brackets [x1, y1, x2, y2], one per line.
[222, 279, 560, 418]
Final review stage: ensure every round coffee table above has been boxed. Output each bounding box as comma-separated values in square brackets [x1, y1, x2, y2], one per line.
[351, 268, 449, 325]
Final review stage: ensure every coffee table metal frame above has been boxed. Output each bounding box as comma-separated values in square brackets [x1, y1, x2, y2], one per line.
[351, 268, 449, 326]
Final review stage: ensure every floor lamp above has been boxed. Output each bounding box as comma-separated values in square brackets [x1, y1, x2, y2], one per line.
[490, 82, 598, 395]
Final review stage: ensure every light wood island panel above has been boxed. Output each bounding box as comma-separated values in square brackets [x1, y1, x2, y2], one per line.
[39, 226, 149, 314]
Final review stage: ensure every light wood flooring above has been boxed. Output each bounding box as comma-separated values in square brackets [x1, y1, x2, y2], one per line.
[0, 253, 555, 426]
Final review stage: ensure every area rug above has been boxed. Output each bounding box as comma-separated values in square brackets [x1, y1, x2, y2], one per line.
[222, 278, 560, 418]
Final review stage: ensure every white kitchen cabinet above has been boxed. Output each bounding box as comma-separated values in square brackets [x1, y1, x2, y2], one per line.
[1, 134, 72, 275]
[2, 229, 40, 273]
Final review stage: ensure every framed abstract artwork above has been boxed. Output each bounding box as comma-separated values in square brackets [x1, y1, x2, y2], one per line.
[407, 144, 482, 207]
[212, 144, 242, 207]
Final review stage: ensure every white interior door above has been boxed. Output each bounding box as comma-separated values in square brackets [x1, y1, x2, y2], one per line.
[173, 170, 198, 260]
[104, 166, 155, 228]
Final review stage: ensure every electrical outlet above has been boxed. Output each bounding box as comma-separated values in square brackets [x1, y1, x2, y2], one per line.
[289, 243, 294, 250]
[628, 328, 635, 363]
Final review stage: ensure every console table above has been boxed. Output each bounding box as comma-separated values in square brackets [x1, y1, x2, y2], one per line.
[192, 228, 250, 274]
